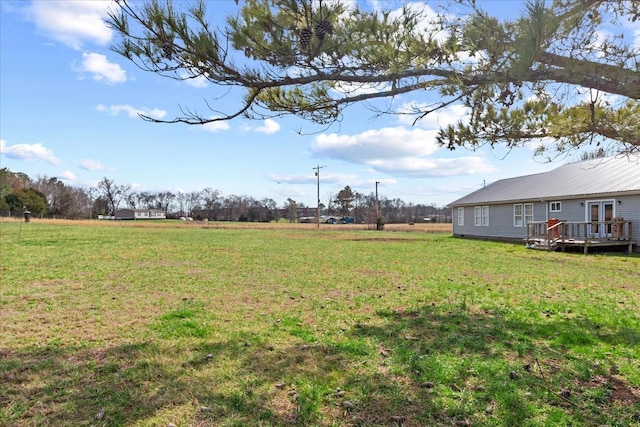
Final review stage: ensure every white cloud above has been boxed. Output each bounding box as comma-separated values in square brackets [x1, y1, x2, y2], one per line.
[396, 103, 470, 129]
[96, 104, 167, 120]
[256, 119, 281, 134]
[27, 0, 113, 49]
[591, 29, 615, 58]
[183, 75, 209, 88]
[312, 127, 440, 162]
[242, 119, 281, 134]
[389, 2, 447, 42]
[311, 126, 495, 178]
[74, 52, 127, 84]
[370, 156, 497, 177]
[57, 170, 76, 181]
[0, 139, 61, 164]
[202, 119, 231, 133]
[79, 159, 106, 171]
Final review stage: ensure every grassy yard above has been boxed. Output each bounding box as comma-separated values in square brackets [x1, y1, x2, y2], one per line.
[1, 220, 639, 426]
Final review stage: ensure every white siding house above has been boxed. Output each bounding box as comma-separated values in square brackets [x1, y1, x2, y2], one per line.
[448, 156, 640, 252]
[114, 209, 166, 220]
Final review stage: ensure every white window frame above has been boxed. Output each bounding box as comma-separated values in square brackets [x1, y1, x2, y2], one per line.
[457, 207, 464, 226]
[524, 203, 534, 225]
[550, 201, 561, 212]
[514, 204, 523, 227]
[475, 206, 489, 226]
[482, 205, 489, 226]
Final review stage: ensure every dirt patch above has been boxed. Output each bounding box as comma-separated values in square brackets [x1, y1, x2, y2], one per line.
[580, 374, 640, 404]
[270, 391, 299, 424]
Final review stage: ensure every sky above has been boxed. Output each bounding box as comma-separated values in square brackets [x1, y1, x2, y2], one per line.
[1, 1, 636, 208]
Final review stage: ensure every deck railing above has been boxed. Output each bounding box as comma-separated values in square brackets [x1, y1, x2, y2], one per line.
[526, 219, 634, 250]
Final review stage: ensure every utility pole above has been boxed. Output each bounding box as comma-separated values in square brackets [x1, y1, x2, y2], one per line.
[314, 165, 325, 228]
[375, 181, 380, 230]
[88, 187, 94, 220]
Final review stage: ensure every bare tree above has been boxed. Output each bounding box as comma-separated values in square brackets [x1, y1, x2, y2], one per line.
[185, 191, 202, 217]
[200, 187, 222, 220]
[154, 191, 176, 212]
[96, 177, 131, 215]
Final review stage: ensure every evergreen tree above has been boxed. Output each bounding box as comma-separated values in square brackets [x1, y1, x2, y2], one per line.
[109, 0, 639, 156]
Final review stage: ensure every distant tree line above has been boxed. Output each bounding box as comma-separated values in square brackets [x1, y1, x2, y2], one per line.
[0, 169, 451, 223]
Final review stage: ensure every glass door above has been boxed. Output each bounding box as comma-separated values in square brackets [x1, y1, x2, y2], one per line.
[587, 201, 613, 238]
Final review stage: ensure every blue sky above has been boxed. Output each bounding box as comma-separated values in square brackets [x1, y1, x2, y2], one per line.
[1, 1, 635, 208]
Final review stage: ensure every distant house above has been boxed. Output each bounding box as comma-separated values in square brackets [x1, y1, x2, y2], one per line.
[448, 156, 640, 253]
[114, 209, 166, 220]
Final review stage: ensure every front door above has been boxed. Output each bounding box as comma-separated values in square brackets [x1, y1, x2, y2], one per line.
[587, 201, 614, 238]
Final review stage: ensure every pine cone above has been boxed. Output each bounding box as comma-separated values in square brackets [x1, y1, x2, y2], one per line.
[314, 20, 333, 41]
[162, 41, 174, 60]
[299, 27, 312, 50]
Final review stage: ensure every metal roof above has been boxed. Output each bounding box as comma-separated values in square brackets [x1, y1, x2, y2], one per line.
[449, 156, 640, 206]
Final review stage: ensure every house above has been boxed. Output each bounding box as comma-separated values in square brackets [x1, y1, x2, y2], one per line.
[114, 209, 166, 220]
[448, 156, 640, 253]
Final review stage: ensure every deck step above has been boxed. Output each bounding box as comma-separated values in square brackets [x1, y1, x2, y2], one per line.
[525, 239, 559, 251]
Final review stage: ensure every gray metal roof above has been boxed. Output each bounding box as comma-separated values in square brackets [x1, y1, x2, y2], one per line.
[449, 156, 640, 206]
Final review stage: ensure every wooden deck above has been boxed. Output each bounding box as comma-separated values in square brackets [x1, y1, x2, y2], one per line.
[526, 220, 635, 254]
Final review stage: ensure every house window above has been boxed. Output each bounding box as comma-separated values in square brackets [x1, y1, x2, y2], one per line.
[475, 206, 489, 226]
[550, 201, 561, 212]
[514, 203, 533, 227]
[457, 207, 464, 226]
[524, 203, 534, 225]
[482, 205, 489, 226]
[514, 204, 523, 227]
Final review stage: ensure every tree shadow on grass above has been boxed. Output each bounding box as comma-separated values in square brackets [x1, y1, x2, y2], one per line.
[0, 342, 186, 426]
[1, 338, 278, 426]
[343, 304, 640, 425]
[196, 304, 639, 426]
[2, 305, 638, 426]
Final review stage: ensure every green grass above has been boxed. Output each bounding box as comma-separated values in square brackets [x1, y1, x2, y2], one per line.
[1, 220, 639, 426]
